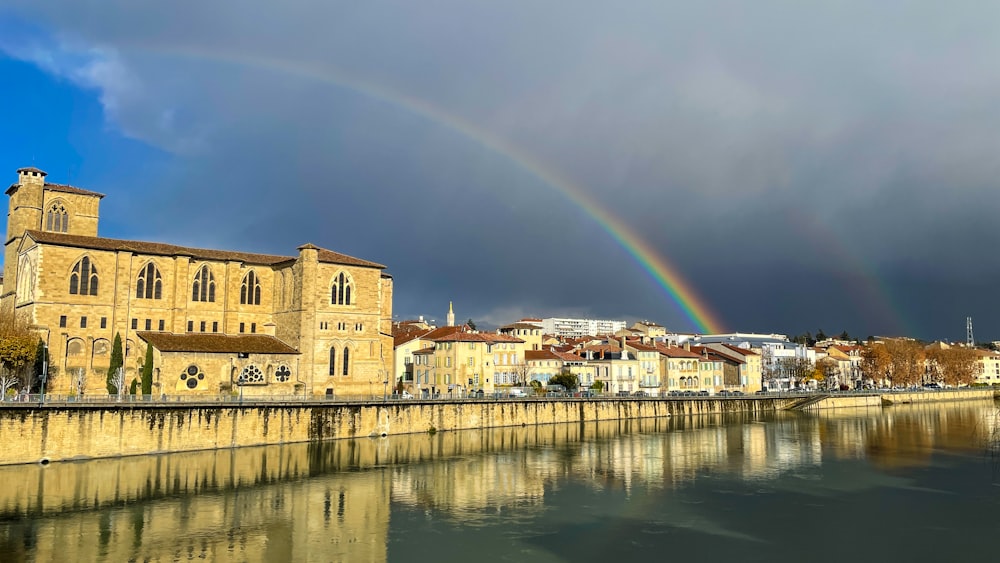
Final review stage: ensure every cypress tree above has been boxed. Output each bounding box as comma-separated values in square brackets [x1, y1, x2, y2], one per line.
[141, 344, 153, 395]
[32, 339, 47, 393]
[107, 333, 123, 394]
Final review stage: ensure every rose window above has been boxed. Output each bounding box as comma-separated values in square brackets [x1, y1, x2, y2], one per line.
[275, 365, 291, 382]
[240, 365, 265, 385]
[180, 365, 205, 390]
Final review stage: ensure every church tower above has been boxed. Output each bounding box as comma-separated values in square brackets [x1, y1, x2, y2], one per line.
[3, 167, 104, 303]
[3, 167, 47, 301]
[447, 301, 455, 327]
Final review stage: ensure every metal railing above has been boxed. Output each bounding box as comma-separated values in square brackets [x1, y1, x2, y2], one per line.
[0, 386, 993, 407]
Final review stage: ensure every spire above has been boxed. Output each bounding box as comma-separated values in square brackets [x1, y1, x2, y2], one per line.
[447, 301, 455, 327]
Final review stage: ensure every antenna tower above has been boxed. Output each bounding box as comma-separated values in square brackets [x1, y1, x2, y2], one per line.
[966, 317, 974, 347]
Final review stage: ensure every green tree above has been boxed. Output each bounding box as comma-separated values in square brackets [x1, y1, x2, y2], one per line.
[32, 338, 47, 393]
[548, 370, 579, 390]
[0, 307, 37, 395]
[816, 329, 828, 342]
[590, 380, 604, 391]
[466, 318, 477, 331]
[107, 333, 124, 394]
[129, 379, 139, 395]
[141, 343, 153, 395]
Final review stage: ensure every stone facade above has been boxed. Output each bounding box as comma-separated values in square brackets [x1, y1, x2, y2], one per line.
[2, 168, 392, 397]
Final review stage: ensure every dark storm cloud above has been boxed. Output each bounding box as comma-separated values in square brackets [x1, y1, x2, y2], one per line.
[3, 1, 1000, 338]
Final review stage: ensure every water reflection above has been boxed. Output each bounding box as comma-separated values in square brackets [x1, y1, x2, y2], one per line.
[1, 402, 997, 562]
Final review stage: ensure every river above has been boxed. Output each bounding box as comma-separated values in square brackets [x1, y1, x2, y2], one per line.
[1, 401, 998, 562]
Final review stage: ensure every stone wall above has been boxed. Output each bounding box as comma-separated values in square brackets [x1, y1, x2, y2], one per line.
[880, 388, 995, 405]
[0, 398, 783, 466]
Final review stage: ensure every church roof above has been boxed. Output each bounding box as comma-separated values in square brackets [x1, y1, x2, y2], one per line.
[5, 182, 106, 198]
[23, 230, 386, 269]
[137, 332, 299, 354]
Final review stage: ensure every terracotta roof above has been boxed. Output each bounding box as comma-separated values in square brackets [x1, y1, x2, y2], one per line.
[394, 327, 432, 347]
[24, 230, 385, 269]
[719, 344, 759, 356]
[654, 344, 701, 358]
[413, 346, 436, 355]
[137, 332, 299, 354]
[525, 350, 560, 361]
[690, 346, 745, 364]
[431, 331, 524, 344]
[17, 166, 46, 175]
[626, 341, 660, 352]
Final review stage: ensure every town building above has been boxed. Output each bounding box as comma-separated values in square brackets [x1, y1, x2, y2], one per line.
[540, 317, 626, 339]
[3, 167, 393, 397]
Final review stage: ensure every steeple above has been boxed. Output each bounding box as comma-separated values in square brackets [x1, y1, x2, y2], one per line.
[447, 301, 455, 327]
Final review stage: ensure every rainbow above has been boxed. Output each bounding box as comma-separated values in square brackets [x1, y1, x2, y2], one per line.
[136, 46, 724, 333]
[787, 212, 909, 336]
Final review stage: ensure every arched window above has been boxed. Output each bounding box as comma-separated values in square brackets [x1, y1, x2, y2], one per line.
[241, 270, 261, 305]
[342, 347, 350, 376]
[331, 272, 353, 305]
[136, 262, 163, 299]
[329, 348, 336, 376]
[45, 202, 68, 233]
[69, 256, 99, 296]
[192, 265, 216, 302]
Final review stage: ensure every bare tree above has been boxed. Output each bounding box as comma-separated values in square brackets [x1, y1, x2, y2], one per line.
[511, 361, 533, 387]
[0, 372, 19, 400]
[73, 368, 88, 396]
[110, 367, 127, 399]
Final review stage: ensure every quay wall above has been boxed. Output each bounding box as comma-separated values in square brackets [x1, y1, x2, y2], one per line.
[0, 390, 995, 466]
[880, 389, 995, 405]
[0, 398, 782, 466]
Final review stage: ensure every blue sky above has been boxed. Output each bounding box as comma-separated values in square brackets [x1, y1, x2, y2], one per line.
[3, 2, 1000, 341]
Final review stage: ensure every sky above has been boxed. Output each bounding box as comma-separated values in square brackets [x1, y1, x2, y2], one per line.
[1, 1, 998, 341]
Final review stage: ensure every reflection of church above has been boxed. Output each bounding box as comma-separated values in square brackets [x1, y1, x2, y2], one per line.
[2, 167, 393, 396]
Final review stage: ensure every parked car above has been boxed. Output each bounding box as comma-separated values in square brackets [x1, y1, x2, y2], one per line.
[923, 383, 942, 390]
[633, 390, 648, 397]
[697, 390, 710, 396]
[666, 390, 684, 397]
[509, 388, 528, 398]
[616, 390, 631, 397]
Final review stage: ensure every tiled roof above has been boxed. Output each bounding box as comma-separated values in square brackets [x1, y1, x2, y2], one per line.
[413, 346, 436, 355]
[137, 332, 299, 354]
[5, 181, 107, 198]
[17, 167, 46, 175]
[45, 182, 106, 198]
[655, 345, 701, 358]
[24, 230, 385, 269]
[499, 323, 543, 330]
[720, 344, 759, 356]
[394, 327, 432, 347]
[525, 350, 560, 361]
[431, 331, 524, 344]
[315, 247, 385, 269]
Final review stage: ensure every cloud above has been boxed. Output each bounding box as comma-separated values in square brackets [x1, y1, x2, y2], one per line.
[4, 1, 1000, 338]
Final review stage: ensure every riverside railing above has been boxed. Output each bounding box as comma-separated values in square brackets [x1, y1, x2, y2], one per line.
[1, 387, 989, 407]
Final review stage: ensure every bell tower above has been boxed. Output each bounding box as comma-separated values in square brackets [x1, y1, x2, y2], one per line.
[3, 167, 47, 300]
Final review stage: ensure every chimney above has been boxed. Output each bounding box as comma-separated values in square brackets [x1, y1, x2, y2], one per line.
[684, 341, 691, 352]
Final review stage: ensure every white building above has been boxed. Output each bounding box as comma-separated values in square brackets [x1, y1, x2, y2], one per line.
[541, 317, 627, 339]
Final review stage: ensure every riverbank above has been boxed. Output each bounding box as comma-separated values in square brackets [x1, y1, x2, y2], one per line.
[0, 390, 994, 465]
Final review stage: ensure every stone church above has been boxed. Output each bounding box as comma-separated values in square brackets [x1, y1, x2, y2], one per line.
[2, 167, 393, 397]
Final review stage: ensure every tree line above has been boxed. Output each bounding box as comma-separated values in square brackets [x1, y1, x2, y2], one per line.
[860, 340, 979, 387]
